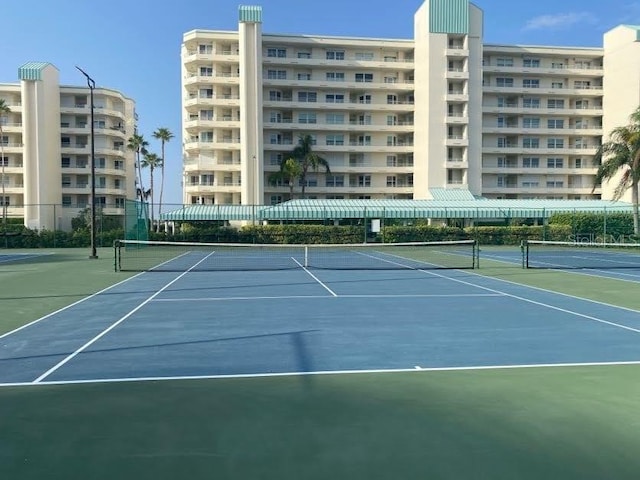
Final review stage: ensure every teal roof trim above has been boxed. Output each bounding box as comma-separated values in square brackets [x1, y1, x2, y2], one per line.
[18, 62, 51, 81]
[429, 0, 469, 34]
[239, 5, 262, 23]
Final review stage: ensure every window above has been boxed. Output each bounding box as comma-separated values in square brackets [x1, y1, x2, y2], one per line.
[61, 176, 71, 187]
[198, 44, 213, 54]
[355, 52, 374, 60]
[326, 113, 344, 124]
[269, 91, 282, 101]
[523, 118, 540, 128]
[96, 157, 106, 169]
[575, 100, 589, 109]
[547, 158, 564, 168]
[547, 138, 564, 149]
[326, 72, 345, 81]
[496, 58, 514, 67]
[297, 73, 311, 80]
[386, 176, 397, 187]
[298, 112, 317, 124]
[522, 79, 539, 88]
[523, 157, 540, 168]
[497, 137, 509, 148]
[326, 50, 345, 60]
[574, 81, 591, 89]
[114, 179, 122, 189]
[355, 73, 374, 83]
[199, 67, 213, 76]
[551, 62, 565, 69]
[551, 82, 564, 89]
[0, 156, 7, 167]
[358, 94, 372, 104]
[387, 94, 398, 104]
[325, 94, 344, 103]
[547, 99, 565, 109]
[267, 70, 287, 80]
[523, 138, 540, 148]
[326, 134, 344, 146]
[115, 198, 125, 208]
[297, 51, 311, 59]
[267, 48, 286, 58]
[269, 153, 283, 165]
[270, 195, 283, 205]
[297, 91, 317, 102]
[575, 158, 583, 168]
[547, 119, 564, 129]
[326, 175, 344, 187]
[546, 180, 564, 188]
[387, 115, 397, 126]
[523, 58, 540, 67]
[386, 155, 397, 166]
[521, 181, 540, 188]
[496, 77, 514, 87]
[522, 97, 540, 108]
[61, 157, 71, 168]
[357, 175, 371, 187]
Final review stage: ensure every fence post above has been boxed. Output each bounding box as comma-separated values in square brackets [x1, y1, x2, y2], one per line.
[603, 206, 607, 243]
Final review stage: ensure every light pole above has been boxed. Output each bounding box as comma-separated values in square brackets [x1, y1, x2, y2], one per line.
[75, 66, 98, 259]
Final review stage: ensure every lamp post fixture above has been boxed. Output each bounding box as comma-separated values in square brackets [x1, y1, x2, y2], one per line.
[75, 66, 98, 259]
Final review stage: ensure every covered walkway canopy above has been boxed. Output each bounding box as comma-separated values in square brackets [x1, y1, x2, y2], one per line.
[160, 198, 634, 222]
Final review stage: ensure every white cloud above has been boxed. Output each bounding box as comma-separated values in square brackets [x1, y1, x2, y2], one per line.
[523, 12, 598, 31]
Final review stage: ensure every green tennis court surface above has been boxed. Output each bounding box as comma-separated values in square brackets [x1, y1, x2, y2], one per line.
[2, 246, 640, 479]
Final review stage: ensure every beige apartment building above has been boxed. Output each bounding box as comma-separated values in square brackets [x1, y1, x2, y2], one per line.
[181, 1, 640, 206]
[0, 62, 136, 230]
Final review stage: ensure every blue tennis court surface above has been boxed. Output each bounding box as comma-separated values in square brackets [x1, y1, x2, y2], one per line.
[2, 261, 640, 386]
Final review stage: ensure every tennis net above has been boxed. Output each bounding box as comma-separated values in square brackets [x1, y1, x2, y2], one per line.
[522, 240, 640, 269]
[114, 239, 479, 272]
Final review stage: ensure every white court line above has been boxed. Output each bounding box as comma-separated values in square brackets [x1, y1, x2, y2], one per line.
[292, 257, 337, 297]
[1, 250, 194, 341]
[32, 252, 216, 383]
[366, 251, 640, 334]
[3, 359, 640, 388]
[0, 252, 53, 264]
[0, 272, 146, 340]
[151, 293, 504, 302]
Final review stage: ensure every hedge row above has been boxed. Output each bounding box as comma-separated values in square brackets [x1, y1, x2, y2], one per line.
[1, 228, 124, 248]
[2, 224, 585, 249]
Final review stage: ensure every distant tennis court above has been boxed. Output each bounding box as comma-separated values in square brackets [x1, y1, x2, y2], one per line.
[0, 252, 51, 264]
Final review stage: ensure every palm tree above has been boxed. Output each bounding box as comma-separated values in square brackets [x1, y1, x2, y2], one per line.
[291, 134, 330, 198]
[127, 133, 149, 204]
[152, 127, 174, 217]
[0, 99, 11, 234]
[268, 157, 302, 200]
[593, 107, 640, 234]
[140, 152, 162, 230]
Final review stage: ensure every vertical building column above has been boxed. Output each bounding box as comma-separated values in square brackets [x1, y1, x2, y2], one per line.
[413, 0, 482, 198]
[238, 5, 264, 205]
[19, 63, 62, 230]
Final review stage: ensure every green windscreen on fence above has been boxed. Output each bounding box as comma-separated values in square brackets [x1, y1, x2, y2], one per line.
[125, 200, 149, 241]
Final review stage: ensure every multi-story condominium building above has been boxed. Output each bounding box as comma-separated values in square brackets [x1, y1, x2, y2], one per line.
[0, 62, 136, 230]
[180, 1, 640, 206]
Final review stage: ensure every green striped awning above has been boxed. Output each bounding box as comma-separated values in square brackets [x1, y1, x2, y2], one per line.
[160, 200, 634, 222]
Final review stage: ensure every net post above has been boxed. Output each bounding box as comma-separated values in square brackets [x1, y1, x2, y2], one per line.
[113, 239, 119, 272]
[474, 239, 479, 269]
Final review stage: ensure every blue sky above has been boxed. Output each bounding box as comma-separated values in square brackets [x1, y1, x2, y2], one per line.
[2, 0, 640, 205]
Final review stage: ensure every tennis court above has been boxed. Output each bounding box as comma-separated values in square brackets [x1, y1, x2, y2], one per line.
[3, 240, 640, 386]
[0, 252, 50, 264]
